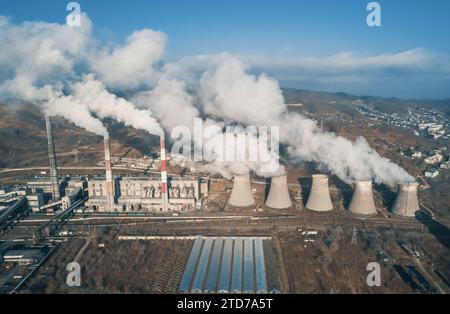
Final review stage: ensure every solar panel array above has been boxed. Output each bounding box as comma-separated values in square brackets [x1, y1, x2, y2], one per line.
[178, 236, 268, 293]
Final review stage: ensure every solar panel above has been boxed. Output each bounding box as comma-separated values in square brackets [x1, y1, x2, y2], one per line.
[191, 237, 214, 292]
[178, 236, 203, 292]
[254, 237, 267, 293]
[231, 238, 243, 293]
[204, 238, 224, 293]
[217, 237, 233, 293]
[243, 237, 255, 293]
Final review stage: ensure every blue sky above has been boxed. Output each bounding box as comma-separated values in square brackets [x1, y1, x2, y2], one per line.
[1, 0, 450, 98]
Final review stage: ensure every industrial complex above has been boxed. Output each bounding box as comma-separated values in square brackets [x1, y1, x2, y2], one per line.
[0, 116, 448, 295]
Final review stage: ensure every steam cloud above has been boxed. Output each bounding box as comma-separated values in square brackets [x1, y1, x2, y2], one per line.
[0, 14, 414, 186]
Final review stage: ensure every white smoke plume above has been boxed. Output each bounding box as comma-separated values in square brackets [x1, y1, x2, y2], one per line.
[0, 15, 162, 137]
[282, 113, 415, 185]
[93, 29, 167, 90]
[46, 95, 108, 136]
[132, 79, 198, 132]
[68, 75, 162, 136]
[0, 14, 414, 185]
[193, 54, 414, 185]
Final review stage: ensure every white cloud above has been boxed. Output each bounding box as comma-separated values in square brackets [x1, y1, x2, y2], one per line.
[243, 48, 450, 84]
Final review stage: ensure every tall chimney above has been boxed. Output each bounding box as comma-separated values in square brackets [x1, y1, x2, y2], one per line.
[265, 175, 292, 209]
[391, 182, 420, 217]
[306, 174, 333, 212]
[228, 173, 255, 208]
[104, 132, 115, 211]
[45, 115, 60, 200]
[348, 180, 377, 216]
[160, 135, 169, 211]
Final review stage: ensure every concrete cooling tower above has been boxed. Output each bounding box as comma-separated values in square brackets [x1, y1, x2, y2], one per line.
[306, 174, 333, 212]
[228, 173, 255, 208]
[391, 182, 420, 217]
[348, 180, 377, 216]
[265, 175, 292, 209]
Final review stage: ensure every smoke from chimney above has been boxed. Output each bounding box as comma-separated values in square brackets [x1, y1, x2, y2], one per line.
[0, 18, 415, 187]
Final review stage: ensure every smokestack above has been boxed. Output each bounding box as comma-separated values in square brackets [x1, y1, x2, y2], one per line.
[160, 135, 168, 211]
[104, 133, 115, 211]
[391, 182, 420, 217]
[45, 115, 60, 200]
[265, 175, 292, 209]
[348, 180, 377, 216]
[228, 173, 255, 208]
[306, 174, 333, 212]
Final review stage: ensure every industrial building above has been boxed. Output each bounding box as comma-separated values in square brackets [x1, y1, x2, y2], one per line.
[27, 193, 45, 212]
[86, 176, 203, 212]
[26, 177, 66, 203]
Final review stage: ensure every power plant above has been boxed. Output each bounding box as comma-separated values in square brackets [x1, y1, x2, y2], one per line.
[15, 116, 426, 218]
[45, 115, 60, 201]
[391, 182, 420, 217]
[228, 173, 255, 208]
[306, 174, 333, 212]
[348, 180, 377, 216]
[86, 133, 204, 212]
[265, 175, 292, 209]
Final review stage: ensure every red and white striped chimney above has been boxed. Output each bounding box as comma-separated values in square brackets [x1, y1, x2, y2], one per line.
[160, 135, 169, 211]
[104, 132, 115, 211]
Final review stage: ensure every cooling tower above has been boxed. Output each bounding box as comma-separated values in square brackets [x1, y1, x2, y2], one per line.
[228, 173, 255, 208]
[45, 115, 60, 200]
[391, 182, 420, 217]
[306, 174, 333, 212]
[265, 175, 292, 209]
[104, 133, 115, 211]
[348, 180, 377, 216]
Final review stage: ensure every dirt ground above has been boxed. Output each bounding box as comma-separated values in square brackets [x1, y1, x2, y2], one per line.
[18, 221, 449, 294]
[280, 227, 450, 294]
[21, 229, 192, 294]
